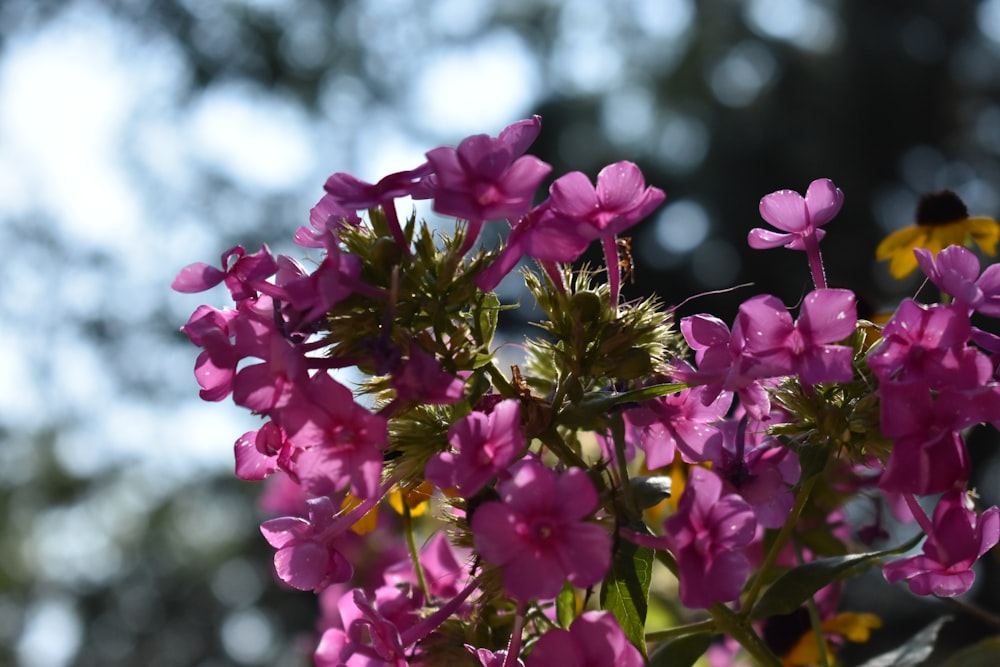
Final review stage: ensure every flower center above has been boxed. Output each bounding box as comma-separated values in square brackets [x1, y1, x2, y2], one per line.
[915, 190, 969, 226]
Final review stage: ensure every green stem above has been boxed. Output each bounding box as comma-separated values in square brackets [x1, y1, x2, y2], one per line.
[486, 362, 519, 399]
[401, 501, 428, 599]
[742, 473, 820, 616]
[795, 538, 831, 667]
[537, 426, 589, 471]
[645, 619, 716, 643]
[711, 603, 783, 667]
[610, 413, 637, 516]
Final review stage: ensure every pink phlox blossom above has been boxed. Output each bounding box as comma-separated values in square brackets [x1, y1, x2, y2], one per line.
[296, 193, 362, 248]
[323, 163, 433, 210]
[915, 245, 1000, 317]
[390, 348, 466, 407]
[675, 313, 773, 419]
[228, 308, 311, 416]
[234, 420, 292, 481]
[748, 178, 842, 250]
[314, 588, 412, 667]
[279, 372, 388, 499]
[274, 246, 362, 331]
[470, 457, 612, 601]
[867, 299, 987, 390]
[384, 531, 471, 601]
[877, 382, 972, 495]
[425, 399, 524, 497]
[624, 368, 731, 468]
[179, 305, 241, 401]
[475, 201, 571, 292]
[425, 116, 551, 228]
[883, 490, 1000, 597]
[544, 161, 665, 240]
[524, 611, 644, 667]
[323, 163, 434, 251]
[710, 417, 800, 529]
[626, 467, 757, 608]
[171, 244, 278, 302]
[738, 288, 858, 385]
[260, 495, 354, 593]
[537, 161, 665, 304]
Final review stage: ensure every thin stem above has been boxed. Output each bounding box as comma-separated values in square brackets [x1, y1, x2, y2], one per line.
[942, 596, 1000, 630]
[803, 232, 827, 290]
[401, 500, 429, 599]
[903, 493, 936, 537]
[603, 235, 622, 310]
[711, 602, 783, 667]
[502, 602, 528, 667]
[796, 538, 831, 667]
[742, 473, 820, 615]
[610, 413, 637, 516]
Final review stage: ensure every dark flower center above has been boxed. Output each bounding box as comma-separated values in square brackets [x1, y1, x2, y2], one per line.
[915, 190, 969, 226]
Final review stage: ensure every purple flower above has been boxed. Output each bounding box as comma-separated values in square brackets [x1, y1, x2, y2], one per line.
[525, 611, 644, 667]
[748, 178, 842, 251]
[876, 382, 973, 495]
[738, 288, 858, 385]
[883, 491, 1000, 596]
[915, 244, 1000, 317]
[279, 373, 388, 499]
[171, 244, 278, 302]
[425, 116, 550, 234]
[260, 496, 353, 593]
[470, 458, 611, 601]
[627, 467, 757, 608]
[625, 369, 731, 467]
[425, 399, 524, 497]
[529, 161, 665, 304]
[867, 299, 989, 390]
[675, 313, 773, 419]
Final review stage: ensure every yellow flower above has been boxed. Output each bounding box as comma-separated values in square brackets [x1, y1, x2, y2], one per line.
[876, 190, 999, 279]
[782, 612, 882, 667]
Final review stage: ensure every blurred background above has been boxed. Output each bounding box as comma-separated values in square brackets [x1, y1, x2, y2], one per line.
[2, 0, 1000, 665]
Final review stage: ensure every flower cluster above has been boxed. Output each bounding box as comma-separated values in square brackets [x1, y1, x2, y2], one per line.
[175, 118, 1000, 666]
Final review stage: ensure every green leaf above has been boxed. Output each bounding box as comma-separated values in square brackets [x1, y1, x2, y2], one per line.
[856, 616, 951, 667]
[751, 532, 923, 619]
[601, 532, 654, 657]
[648, 632, 714, 667]
[556, 581, 576, 629]
[939, 634, 1000, 667]
[476, 292, 501, 348]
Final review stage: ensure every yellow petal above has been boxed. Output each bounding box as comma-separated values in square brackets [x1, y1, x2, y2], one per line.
[967, 216, 1000, 255]
[876, 225, 924, 260]
[342, 493, 379, 535]
[822, 612, 882, 643]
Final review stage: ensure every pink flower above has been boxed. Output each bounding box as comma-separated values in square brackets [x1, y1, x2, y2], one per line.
[876, 382, 972, 495]
[425, 399, 524, 497]
[625, 369, 731, 467]
[470, 458, 611, 601]
[171, 244, 278, 302]
[528, 161, 665, 303]
[525, 611, 644, 667]
[425, 116, 550, 227]
[738, 288, 858, 385]
[675, 313, 773, 419]
[627, 467, 757, 608]
[260, 496, 354, 592]
[279, 373, 388, 499]
[883, 491, 1000, 596]
[748, 178, 842, 251]
[915, 245, 1000, 317]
